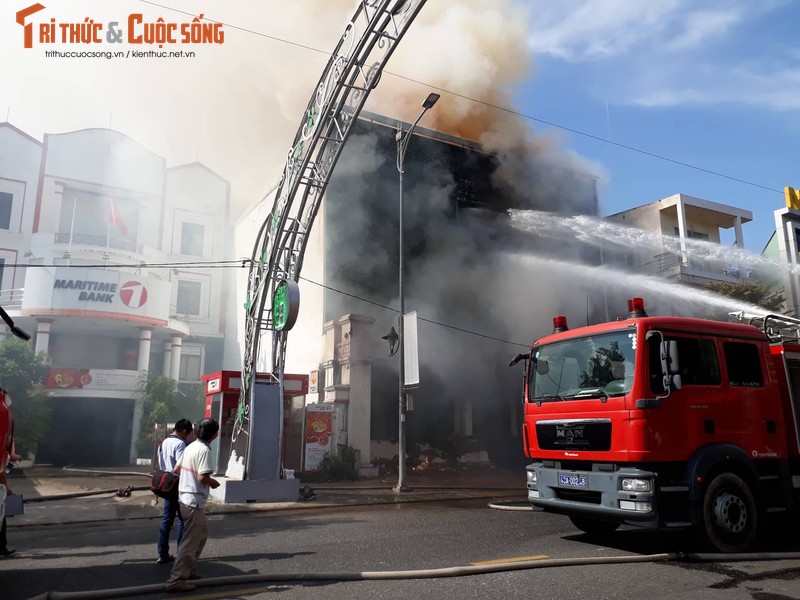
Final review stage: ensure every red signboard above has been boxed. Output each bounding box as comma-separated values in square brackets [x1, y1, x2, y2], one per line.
[46, 368, 92, 389]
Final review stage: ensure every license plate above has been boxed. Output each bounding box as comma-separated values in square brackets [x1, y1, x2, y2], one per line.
[559, 474, 587, 488]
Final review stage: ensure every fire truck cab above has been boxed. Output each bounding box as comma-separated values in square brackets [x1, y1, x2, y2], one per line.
[513, 298, 800, 552]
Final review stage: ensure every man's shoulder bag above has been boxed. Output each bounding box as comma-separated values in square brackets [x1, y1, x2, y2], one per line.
[150, 467, 179, 501]
[151, 436, 180, 501]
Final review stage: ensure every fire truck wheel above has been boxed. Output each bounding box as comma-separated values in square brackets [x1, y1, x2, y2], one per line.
[569, 516, 620, 536]
[701, 472, 758, 553]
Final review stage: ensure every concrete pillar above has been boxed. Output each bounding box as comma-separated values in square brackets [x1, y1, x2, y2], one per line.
[464, 397, 473, 437]
[169, 335, 183, 381]
[675, 196, 689, 267]
[336, 314, 375, 470]
[129, 327, 153, 464]
[137, 327, 152, 373]
[454, 397, 473, 437]
[733, 215, 744, 279]
[34, 319, 53, 356]
[163, 341, 172, 377]
[733, 216, 744, 250]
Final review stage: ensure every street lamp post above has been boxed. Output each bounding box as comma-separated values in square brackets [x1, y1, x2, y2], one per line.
[394, 92, 439, 493]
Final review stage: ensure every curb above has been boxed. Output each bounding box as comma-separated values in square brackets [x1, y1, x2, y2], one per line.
[11, 490, 525, 528]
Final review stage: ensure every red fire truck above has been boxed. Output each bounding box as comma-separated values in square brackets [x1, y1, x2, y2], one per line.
[510, 298, 800, 552]
[0, 391, 10, 465]
[0, 307, 30, 467]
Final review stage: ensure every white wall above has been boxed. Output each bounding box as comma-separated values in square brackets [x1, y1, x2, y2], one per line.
[0, 125, 42, 290]
[165, 164, 230, 337]
[45, 129, 164, 196]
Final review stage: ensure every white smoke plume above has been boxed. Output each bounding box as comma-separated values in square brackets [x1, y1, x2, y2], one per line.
[1, 0, 592, 211]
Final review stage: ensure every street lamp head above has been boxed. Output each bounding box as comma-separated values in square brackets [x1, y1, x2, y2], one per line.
[422, 93, 440, 109]
[382, 326, 399, 356]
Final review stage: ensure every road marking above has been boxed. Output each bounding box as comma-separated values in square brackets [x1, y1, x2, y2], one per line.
[471, 554, 549, 566]
[182, 586, 267, 600]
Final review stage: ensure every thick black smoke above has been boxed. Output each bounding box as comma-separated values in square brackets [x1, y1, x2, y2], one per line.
[324, 117, 601, 468]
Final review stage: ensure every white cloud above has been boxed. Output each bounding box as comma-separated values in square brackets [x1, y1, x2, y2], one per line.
[665, 9, 743, 51]
[633, 66, 800, 111]
[529, 0, 694, 61]
[528, 0, 796, 112]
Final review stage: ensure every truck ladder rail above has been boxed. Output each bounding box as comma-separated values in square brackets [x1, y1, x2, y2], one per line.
[728, 311, 800, 342]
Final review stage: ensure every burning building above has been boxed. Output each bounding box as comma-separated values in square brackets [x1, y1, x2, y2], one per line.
[231, 109, 600, 472]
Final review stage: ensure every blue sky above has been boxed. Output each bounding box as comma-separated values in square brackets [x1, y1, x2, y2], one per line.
[518, 0, 799, 252]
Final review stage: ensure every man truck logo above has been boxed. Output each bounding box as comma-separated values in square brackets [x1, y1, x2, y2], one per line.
[120, 281, 147, 308]
[556, 427, 584, 440]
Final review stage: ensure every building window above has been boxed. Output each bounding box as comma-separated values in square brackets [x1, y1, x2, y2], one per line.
[649, 336, 720, 393]
[674, 227, 709, 241]
[180, 222, 204, 256]
[176, 280, 202, 316]
[0, 192, 12, 230]
[180, 353, 202, 381]
[723, 342, 763, 387]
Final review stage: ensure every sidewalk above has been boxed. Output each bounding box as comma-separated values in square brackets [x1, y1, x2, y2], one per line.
[5, 465, 526, 528]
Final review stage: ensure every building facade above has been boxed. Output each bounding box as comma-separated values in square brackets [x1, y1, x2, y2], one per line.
[232, 112, 600, 472]
[0, 122, 232, 466]
[763, 187, 800, 318]
[605, 193, 752, 286]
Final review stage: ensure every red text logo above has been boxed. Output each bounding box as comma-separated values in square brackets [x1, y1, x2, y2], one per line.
[120, 281, 148, 308]
[16, 3, 45, 49]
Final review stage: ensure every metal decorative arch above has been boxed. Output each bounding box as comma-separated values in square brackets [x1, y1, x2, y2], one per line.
[227, 0, 429, 480]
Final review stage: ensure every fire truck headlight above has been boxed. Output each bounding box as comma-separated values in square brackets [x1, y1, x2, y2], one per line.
[621, 478, 651, 492]
[619, 500, 651, 512]
[528, 490, 540, 500]
[526, 470, 537, 484]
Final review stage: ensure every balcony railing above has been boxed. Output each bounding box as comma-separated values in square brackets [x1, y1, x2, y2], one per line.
[0, 288, 24, 309]
[54, 232, 142, 253]
[653, 252, 740, 281]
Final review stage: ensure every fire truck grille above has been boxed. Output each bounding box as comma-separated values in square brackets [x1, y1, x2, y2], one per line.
[536, 421, 612, 451]
[555, 489, 602, 504]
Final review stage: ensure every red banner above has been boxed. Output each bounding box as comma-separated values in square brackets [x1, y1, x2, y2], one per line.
[305, 410, 332, 446]
[46, 368, 92, 389]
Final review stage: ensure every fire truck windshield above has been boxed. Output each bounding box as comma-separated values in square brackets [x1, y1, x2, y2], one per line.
[530, 330, 636, 402]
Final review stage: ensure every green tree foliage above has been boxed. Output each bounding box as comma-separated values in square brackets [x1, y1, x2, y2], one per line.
[0, 338, 51, 456]
[705, 281, 785, 313]
[135, 374, 204, 457]
[316, 444, 358, 481]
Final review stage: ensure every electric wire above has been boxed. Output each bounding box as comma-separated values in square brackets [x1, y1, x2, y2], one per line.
[4, 259, 529, 348]
[137, 0, 782, 196]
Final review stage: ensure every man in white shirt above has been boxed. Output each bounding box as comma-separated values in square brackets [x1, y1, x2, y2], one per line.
[156, 418, 194, 564]
[166, 418, 220, 593]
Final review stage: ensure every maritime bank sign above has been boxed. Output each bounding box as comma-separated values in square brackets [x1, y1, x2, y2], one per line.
[22, 267, 170, 326]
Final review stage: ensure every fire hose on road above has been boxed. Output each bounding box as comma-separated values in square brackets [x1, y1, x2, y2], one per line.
[26, 551, 800, 600]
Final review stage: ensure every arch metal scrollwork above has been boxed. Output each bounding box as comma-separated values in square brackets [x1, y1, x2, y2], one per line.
[227, 0, 429, 480]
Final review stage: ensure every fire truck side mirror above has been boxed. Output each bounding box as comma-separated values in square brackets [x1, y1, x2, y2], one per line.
[508, 352, 529, 368]
[0, 306, 29, 341]
[664, 340, 682, 391]
[666, 340, 680, 374]
[646, 330, 682, 395]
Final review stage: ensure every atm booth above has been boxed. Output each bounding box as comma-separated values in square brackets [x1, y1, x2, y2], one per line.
[201, 370, 308, 477]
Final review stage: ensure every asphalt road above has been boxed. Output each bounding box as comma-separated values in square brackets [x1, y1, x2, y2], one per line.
[3, 499, 800, 600]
